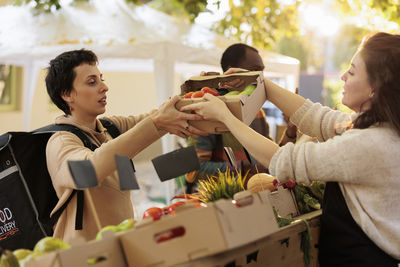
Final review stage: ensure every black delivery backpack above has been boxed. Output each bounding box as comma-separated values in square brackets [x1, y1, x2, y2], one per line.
[0, 119, 120, 250]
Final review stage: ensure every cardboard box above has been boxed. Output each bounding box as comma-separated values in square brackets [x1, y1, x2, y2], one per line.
[175, 209, 321, 267]
[119, 191, 279, 267]
[176, 71, 267, 133]
[269, 186, 300, 218]
[25, 231, 127, 267]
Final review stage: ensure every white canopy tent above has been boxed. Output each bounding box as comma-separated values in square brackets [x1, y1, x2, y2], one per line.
[0, 0, 299, 205]
[0, 0, 230, 144]
[0, 0, 299, 138]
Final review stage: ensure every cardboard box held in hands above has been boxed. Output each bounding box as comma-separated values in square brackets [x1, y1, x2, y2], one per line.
[176, 71, 267, 134]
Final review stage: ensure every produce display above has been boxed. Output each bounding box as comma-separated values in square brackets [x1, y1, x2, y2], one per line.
[246, 172, 276, 192]
[2, 170, 323, 267]
[142, 199, 204, 222]
[182, 83, 257, 99]
[1, 218, 136, 267]
[195, 170, 247, 203]
[183, 87, 220, 98]
[0, 248, 19, 267]
[96, 218, 136, 240]
[0, 236, 70, 267]
[245, 172, 324, 214]
[294, 182, 325, 214]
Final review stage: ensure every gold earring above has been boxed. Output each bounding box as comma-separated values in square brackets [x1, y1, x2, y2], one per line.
[369, 92, 375, 98]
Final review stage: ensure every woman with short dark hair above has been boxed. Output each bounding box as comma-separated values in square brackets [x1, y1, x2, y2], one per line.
[45, 49, 206, 242]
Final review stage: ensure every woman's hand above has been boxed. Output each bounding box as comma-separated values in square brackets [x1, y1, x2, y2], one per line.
[180, 93, 232, 123]
[152, 95, 208, 138]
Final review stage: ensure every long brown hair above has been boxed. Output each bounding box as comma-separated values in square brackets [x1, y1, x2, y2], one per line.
[353, 32, 400, 136]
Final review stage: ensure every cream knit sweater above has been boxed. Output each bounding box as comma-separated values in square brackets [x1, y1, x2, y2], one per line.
[269, 100, 400, 260]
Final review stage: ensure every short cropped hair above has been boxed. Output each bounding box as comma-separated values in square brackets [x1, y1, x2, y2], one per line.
[220, 43, 258, 72]
[45, 49, 98, 115]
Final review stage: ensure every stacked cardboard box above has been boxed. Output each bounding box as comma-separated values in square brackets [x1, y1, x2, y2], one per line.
[269, 185, 300, 218]
[25, 231, 127, 267]
[119, 191, 279, 267]
[23, 191, 319, 267]
[175, 210, 321, 267]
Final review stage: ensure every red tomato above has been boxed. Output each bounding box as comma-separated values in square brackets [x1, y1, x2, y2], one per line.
[167, 201, 186, 215]
[143, 207, 164, 221]
[154, 227, 185, 243]
[191, 91, 205, 98]
[162, 207, 169, 215]
[183, 92, 194, 98]
[201, 87, 220, 96]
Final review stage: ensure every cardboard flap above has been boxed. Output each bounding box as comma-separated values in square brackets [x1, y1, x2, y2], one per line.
[68, 160, 98, 188]
[181, 71, 261, 94]
[115, 154, 140, 190]
[151, 146, 200, 181]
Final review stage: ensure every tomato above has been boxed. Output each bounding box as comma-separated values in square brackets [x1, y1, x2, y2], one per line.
[154, 227, 185, 243]
[191, 91, 205, 98]
[201, 87, 220, 96]
[167, 201, 186, 215]
[143, 207, 164, 221]
[183, 92, 194, 98]
[162, 207, 169, 215]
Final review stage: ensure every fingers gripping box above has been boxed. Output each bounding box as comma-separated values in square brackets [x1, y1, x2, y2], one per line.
[176, 71, 267, 134]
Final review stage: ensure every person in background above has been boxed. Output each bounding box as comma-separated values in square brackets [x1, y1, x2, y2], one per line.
[45, 49, 207, 242]
[181, 32, 400, 266]
[185, 43, 296, 191]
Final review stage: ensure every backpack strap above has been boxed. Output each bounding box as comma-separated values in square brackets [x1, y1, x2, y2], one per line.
[34, 124, 97, 151]
[99, 118, 121, 138]
[36, 119, 121, 231]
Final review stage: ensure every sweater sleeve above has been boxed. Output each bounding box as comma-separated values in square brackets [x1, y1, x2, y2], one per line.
[103, 110, 166, 136]
[291, 99, 353, 142]
[269, 127, 387, 185]
[46, 117, 163, 189]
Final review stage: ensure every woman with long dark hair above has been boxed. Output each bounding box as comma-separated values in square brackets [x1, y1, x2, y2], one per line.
[181, 32, 400, 266]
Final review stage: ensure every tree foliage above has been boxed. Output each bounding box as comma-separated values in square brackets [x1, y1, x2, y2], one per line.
[331, 25, 368, 70]
[213, 0, 300, 49]
[336, 0, 400, 26]
[275, 34, 321, 72]
[12, 0, 207, 20]
[149, 0, 208, 23]
[13, 0, 300, 49]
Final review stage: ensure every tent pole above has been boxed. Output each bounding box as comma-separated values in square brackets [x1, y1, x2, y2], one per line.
[23, 62, 40, 131]
[154, 43, 177, 205]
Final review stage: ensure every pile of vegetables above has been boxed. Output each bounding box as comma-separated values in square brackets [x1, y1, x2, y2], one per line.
[182, 84, 257, 99]
[293, 181, 325, 214]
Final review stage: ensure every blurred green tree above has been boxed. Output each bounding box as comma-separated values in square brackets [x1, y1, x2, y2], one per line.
[212, 0, 300, 49]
